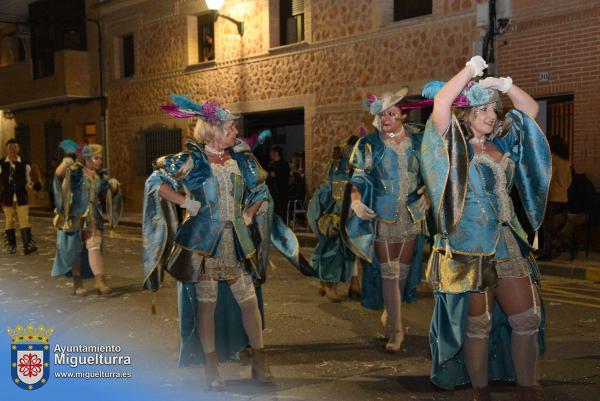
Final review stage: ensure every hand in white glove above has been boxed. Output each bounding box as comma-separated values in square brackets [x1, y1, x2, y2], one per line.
[466, 56, 488, 78]
[479, 76, 513, 93]
[181, 196, 201, 216]
[351, 199, 376, 221]
[108, 178, 120, 192]
[415, 186, 431, 213]
[62, 157, 75, 167]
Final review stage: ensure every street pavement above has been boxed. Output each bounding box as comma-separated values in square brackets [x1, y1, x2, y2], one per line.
[1, 217, 599, 401]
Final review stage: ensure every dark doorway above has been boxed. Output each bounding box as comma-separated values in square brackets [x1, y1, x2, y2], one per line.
[44, 121, 62, 181]
[243, 108, 304, 168]
[536, 94, 574, 160]
[14, 124, 31, 162]
[243, 108, 305, 222]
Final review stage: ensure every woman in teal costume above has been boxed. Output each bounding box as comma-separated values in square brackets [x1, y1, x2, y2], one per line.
[420, 56, 550, 401]
[142, 95, 315, 390]
[344, 88, 429, 353]
[51, 141, 122, 296]
[308, 136, 361, 302]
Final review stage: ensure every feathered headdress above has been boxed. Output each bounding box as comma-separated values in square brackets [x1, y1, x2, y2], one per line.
[160, 94, 238, 126]
[76, 144, 102, 159]
[58, 139, 79, 155]
[422, 81, 501, 109]
[243, 129, 272, 150]
[363, 87, 409, 116]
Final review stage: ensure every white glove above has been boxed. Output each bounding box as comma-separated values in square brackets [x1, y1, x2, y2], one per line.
[108, 178, 120, 192]
[466, 56, 488, 78]
[351, 199, 376, 221]
[62, 157, 75, 167]
[181, 196, 201, 216]
[479, 76, 513, 93]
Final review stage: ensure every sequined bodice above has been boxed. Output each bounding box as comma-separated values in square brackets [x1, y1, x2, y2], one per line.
[472, 152, 515, 223]
[383, 136, 419, 203]
[83, 174, 102, 205]
[211, 159, 241, 221]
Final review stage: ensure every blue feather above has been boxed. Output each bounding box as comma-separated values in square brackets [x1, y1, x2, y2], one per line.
[170, 94, 202, 112]
[257, 129, 272, 144]
[421, 81, 446, 99]
[58, 139, 79, 154]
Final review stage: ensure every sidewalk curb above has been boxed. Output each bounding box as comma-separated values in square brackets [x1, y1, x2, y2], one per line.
[537, 261, 600, 282]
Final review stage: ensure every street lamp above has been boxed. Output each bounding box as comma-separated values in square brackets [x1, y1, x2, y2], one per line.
[205, 0, 244, 36]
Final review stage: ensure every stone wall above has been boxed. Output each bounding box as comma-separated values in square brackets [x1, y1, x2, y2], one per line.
[100, 0, 481, 212]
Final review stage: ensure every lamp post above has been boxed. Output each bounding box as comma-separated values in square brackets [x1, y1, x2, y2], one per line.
[205, 0, 244, 36]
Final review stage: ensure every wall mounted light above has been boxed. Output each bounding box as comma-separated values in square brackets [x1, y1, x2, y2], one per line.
[205, 0, 244, 36]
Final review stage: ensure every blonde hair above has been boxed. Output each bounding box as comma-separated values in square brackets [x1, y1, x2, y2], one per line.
[453, 106, 509, 140]
[192, 119, 225, 144]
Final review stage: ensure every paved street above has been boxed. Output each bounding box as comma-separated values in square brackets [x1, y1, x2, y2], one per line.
[1, 217, 599, 401]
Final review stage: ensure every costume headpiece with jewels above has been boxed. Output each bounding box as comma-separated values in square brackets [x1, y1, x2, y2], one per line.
[75, 144, 102, 159]
[422, 80, 502, 111]
[160, 94, 239, 126]
[364, 87, 411, 131]
[7, 324, 54, 343]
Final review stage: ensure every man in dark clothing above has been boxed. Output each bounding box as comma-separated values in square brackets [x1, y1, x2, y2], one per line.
[0, 139, 37, 254]
[267, 145, 290, 220]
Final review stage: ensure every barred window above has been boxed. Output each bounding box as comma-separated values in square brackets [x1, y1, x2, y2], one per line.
[135, 126, 182, 176]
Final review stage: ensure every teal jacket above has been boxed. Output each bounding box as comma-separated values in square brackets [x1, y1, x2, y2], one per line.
[420, 109, 551, 257]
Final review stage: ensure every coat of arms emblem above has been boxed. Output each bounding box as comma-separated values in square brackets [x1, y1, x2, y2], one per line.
[7, 323, 53, 390]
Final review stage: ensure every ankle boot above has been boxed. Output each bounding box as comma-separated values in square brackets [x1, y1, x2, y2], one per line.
[517, 385, 545, 401]
[322, 283, 341, 302]
[348, 276, 361, 300]
[473, 386, 492, 401]
[72, 276, 87, 296]
[4, 229, 16, 254]
[251, 348, 274, 383]
[94, 274, 112, 295]
[204, 352, 225, 390]
[21, 228, 37, 255]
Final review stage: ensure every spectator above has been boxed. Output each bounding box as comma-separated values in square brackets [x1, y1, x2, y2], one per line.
[538, 135, 572, 260]
[267, 145, 290, 219]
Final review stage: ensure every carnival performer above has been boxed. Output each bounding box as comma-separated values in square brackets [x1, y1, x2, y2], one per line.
[142, 95, 315, 390]
[420, 56, 550, 401]
[1, 138, 38, 254]
[343, 88, 430, 352]
[51, 140, 122, 296]
[308, 137, 361, 302]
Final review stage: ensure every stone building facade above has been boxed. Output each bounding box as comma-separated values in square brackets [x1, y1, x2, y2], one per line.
[99, 0, 482, 212]
[94, 0, 599, 212]
[0, 0, 104, 207]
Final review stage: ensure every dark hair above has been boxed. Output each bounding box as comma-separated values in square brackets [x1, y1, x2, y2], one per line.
[549, 135, 569, 160]
[270, 145, 283, 158]
[6, 139, 18, 145]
